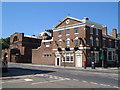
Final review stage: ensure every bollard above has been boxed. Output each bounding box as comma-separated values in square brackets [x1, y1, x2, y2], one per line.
[91, 61, 95, 69]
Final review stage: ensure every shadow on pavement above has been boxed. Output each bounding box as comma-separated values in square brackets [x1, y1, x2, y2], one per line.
[2, 67, 55, 77]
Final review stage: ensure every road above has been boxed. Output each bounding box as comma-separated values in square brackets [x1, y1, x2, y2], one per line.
[1, 62, 119, 89]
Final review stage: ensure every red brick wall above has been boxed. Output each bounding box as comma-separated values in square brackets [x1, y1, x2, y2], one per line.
[32, 41, 55, 65]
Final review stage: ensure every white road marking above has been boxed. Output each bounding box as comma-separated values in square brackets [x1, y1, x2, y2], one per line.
[54, 77, 59, 79]
[64, 78, 71, 80]
[113, 86, 119, 88]
[82, 80, 88, 83]
[24, 79, 33, 82]
[48, 75, 53, 77]
[49, 76, 54, 78]
[73, 79, 79, 81]
[44, 74, 49, 77]
[38, 74, 44, 76]
[58, 77, 63, 79]
[31, 79, 65, 85]
[7, 79, 23, 83]
[100, 84, 107, 86]
[53, 76, 57, 78]
[90, 82, 98, 85]
[106, 85, 110, 87]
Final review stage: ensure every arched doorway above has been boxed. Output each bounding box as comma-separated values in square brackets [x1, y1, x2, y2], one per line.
[10, 48, 20, 63]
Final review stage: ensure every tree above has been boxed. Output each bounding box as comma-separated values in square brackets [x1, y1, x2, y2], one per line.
[0, 37, 10, 49]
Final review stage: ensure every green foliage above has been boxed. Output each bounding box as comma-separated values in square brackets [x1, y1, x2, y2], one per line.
[0, 37, 10, 49]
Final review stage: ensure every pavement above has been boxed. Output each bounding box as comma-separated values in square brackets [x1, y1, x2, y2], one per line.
[13, 62, 120, 71]
[1, 62, 120, 89]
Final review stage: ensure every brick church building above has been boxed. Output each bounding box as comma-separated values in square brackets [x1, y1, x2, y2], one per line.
[2, 32, 42, 63]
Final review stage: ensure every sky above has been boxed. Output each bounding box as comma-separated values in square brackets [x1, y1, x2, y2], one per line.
[2, 2, 118, 38]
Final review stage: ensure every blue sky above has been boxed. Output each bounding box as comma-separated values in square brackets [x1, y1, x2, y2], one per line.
[2, 2, 118, 38]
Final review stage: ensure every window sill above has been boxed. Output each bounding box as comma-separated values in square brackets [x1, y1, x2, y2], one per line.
[58, 35, 62, 37]
[62, 61, 74, 63]
[75, 33, 79, 34]
[66, 34, 70, 36]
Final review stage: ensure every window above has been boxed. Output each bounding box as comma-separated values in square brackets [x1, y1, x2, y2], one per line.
[58, 31, 62, 36]
[66, 40, 70, 47]
[58, 41, 62, 46]
[66, 53, 70, 61]
[103, 39, 106, 47]
[108, 51, 112, 61]
[74, 40, 78, 46]
[96, 29, 98, 35]
[115, 41, 118, 48]
[96, 38, 99, 46]
[90, 28, 93, 34]
[95, 53, 99, 63]
[66, 38, 70, 47]
[109, 39, 112, 48]
[58, 39, 62, 46]
[74, 28, 78, 34]
[44, 54, 47, 57]
[62, 52, 74, 62]
[108, 51, 116, 61]
[66, 29, 70, 35]
[13, 36, 18, 42]
[43, 54, 52, 58]
[90, 36, 93, 46]
[113, 51, 115, 60]
[91, 52, 99, 63]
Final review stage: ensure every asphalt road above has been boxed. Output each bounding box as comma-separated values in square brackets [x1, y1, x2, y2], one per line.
[1, 62, 120, 89]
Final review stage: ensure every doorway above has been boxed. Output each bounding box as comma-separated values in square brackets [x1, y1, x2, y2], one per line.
[75, 51, 82, 67]
[56, 55, 60, 66]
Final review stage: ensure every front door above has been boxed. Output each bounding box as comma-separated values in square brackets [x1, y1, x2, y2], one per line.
[56, 55, 60, 66]
[57, 58, 60, 66]
[76, 54, 82, 67]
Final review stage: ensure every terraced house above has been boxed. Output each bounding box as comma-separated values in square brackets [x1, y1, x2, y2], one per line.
[32, 16, 120, 67]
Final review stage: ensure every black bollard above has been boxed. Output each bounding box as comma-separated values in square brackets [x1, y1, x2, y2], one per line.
[91, 61, 95, 69]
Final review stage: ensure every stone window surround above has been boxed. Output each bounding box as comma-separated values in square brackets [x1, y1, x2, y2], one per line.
[96, 38, 99, 46]
[107, 49, 117, 61]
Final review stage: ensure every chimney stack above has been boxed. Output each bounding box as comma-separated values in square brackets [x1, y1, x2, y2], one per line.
[83, 17, 89, 20]
[102, 25, 107, 35]
[32, 35, 35, 37]
[112, 28, 117, 38]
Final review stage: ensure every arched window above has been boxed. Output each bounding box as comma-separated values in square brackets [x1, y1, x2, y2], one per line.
[90, 36, 93, 46]
[58, 39, 62, 46]
[66, 38, 70, 47]
[13, 36, 18, 42]
[74, 37, 79, 46]
[96, 38, 99, 46]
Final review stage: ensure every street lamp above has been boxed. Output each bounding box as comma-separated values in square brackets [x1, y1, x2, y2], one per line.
[91, 47, 95, 69]
[100, 49, 104, 68]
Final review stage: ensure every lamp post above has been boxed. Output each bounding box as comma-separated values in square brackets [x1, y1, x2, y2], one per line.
[100, 49, 104, 68]
[91, 46, 95, 69]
